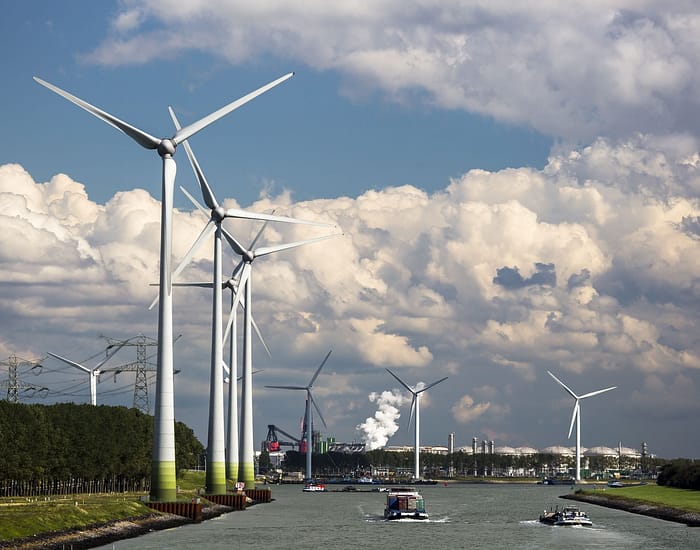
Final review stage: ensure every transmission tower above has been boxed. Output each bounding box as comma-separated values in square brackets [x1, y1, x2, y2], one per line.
[0, 354, 47, 402]
[99, 334, 180, 414]
[100, 335, 158, 414]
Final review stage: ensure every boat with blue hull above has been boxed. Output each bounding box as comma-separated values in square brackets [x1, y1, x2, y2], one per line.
[384, 487, 429, 520]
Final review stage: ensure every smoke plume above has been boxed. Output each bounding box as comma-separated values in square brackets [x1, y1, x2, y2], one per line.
[356, 390, 407, 450]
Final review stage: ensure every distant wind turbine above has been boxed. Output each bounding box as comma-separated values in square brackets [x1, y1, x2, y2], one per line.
[266, 350, 332, 481]
[385, 369, 448, 480]
[34, 71, 294, 502]
[48, 342, 126, 405]
[547, 370, 617, 482]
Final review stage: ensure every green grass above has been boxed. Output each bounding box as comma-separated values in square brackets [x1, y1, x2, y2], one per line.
[0, 495, 152, 541]
[176, 469, 206, 493]
[580, 484, 700, 513]
[0, 472, 211, 542]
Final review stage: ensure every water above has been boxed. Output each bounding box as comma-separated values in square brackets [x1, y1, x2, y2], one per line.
[98, 484, 700, 549]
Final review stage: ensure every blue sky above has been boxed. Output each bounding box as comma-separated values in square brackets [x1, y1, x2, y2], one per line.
[3, 1, 700, 461]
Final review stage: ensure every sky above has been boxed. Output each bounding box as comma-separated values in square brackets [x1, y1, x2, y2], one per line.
[2, 1, 700, 460]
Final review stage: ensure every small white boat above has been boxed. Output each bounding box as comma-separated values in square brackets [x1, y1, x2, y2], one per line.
[303, 482, 326, 492]
[539, 505, 592, 526]
[384, 487, 429, 520]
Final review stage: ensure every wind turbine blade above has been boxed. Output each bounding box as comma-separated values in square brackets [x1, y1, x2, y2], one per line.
[385, 368, 414, 394]
[172, 282, 213, 288]
[309, 350, 332, 387]
[309, 392, 327, 429]
[223, 297, 237, 345]
[223, 263, 247, 342]
[180, 186, 210, 217]
[169, 107, 219, 210]
[172, 72, 294, 145]
[254, 233, 341, 258]
[224, 208, 332, 227]
[221, 226, 248, 257]
[34, 77, 161, 150]
[251, 314, 272, 358]
[568, 401, 579, 439]
[408, 395, 416, 429]
[580, 386, 617, 399]
[148, 220, 216, 310]
[265, 385, 306, 390]
[231, 263, 251, 313]
[47, 352, 90, 374]
[547, 370, 579, 399]
[171, 220, 217, 281]
[250, 218, 271, 248]
[416, 376, 448, 394]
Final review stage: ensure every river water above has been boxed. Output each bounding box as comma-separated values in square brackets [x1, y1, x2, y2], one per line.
[98, 483, 700, 549]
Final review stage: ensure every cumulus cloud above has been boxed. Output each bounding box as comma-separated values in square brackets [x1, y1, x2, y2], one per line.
[83, 1, 700, 142]
[451, 394, 491, 424]
[4, 129, 700, 455]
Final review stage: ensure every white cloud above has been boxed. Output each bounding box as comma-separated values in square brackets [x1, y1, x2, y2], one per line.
[84, 1, 700, 142]
[4, 129, 700, 455]
[451, 394, 491, 424]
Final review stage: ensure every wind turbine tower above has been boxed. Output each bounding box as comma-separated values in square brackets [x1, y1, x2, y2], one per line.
[386, 369, 448, 480]
[266, 350, 332, 481]
[547, 370, 616, 482]
[35, 72, 294, 502]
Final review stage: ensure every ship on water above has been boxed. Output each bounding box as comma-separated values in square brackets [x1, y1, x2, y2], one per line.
[383, 487, 429, 520]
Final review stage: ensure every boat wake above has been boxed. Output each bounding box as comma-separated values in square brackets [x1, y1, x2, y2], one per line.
[365, 514, 449, 523]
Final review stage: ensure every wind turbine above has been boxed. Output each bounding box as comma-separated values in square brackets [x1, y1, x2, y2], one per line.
[547, 370, 617, 482]
[171, 268, 269, 485]
[35, 72, 294, 502]
[266, 350, 332, 481]
[229, 229, 340, 489]
[385, 369, 448, 481]
[167, 107, 325, 496]
[48, 342, 126, 406]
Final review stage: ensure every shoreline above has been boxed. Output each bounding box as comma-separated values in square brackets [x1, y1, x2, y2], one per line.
[0, 504, 235, 550]
[563, 492, 700, 527]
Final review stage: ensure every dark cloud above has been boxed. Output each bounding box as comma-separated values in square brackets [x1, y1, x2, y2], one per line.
[493, 262, 556, 289]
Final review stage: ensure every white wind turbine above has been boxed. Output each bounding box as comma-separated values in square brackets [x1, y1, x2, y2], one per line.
[170, 263, 270, 485]
[547, 370, 617, 482]
[35, 72, 294, 502]
[166, 107, 324, 495]
[386, 369, 448, 481]
[48, 342, 126, 406]
[229, 229, 340, 489]
[266, 350, 332, 481]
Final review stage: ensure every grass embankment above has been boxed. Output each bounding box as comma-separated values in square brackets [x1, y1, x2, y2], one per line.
[0, 471, 211, 543]
[567, 483, 700, 525]
[0, 495, 152, 542]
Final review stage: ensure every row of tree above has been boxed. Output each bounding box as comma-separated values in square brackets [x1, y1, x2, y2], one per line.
[0, 401, 203, 483]
[656, 460, 700, 489]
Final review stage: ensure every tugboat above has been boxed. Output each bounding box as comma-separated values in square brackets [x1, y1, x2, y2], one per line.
[384, 487, 429, 520]
[539, 505, 592, 526]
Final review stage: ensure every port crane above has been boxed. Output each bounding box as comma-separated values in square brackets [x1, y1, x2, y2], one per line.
[265, 424, 302, 453]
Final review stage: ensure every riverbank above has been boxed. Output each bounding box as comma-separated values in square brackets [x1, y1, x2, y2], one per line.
[563, 490, 700, 527]
[0, 503, 236, 550]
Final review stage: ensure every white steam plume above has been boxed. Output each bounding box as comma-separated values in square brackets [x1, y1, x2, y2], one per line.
[356, 390, 407, 450]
